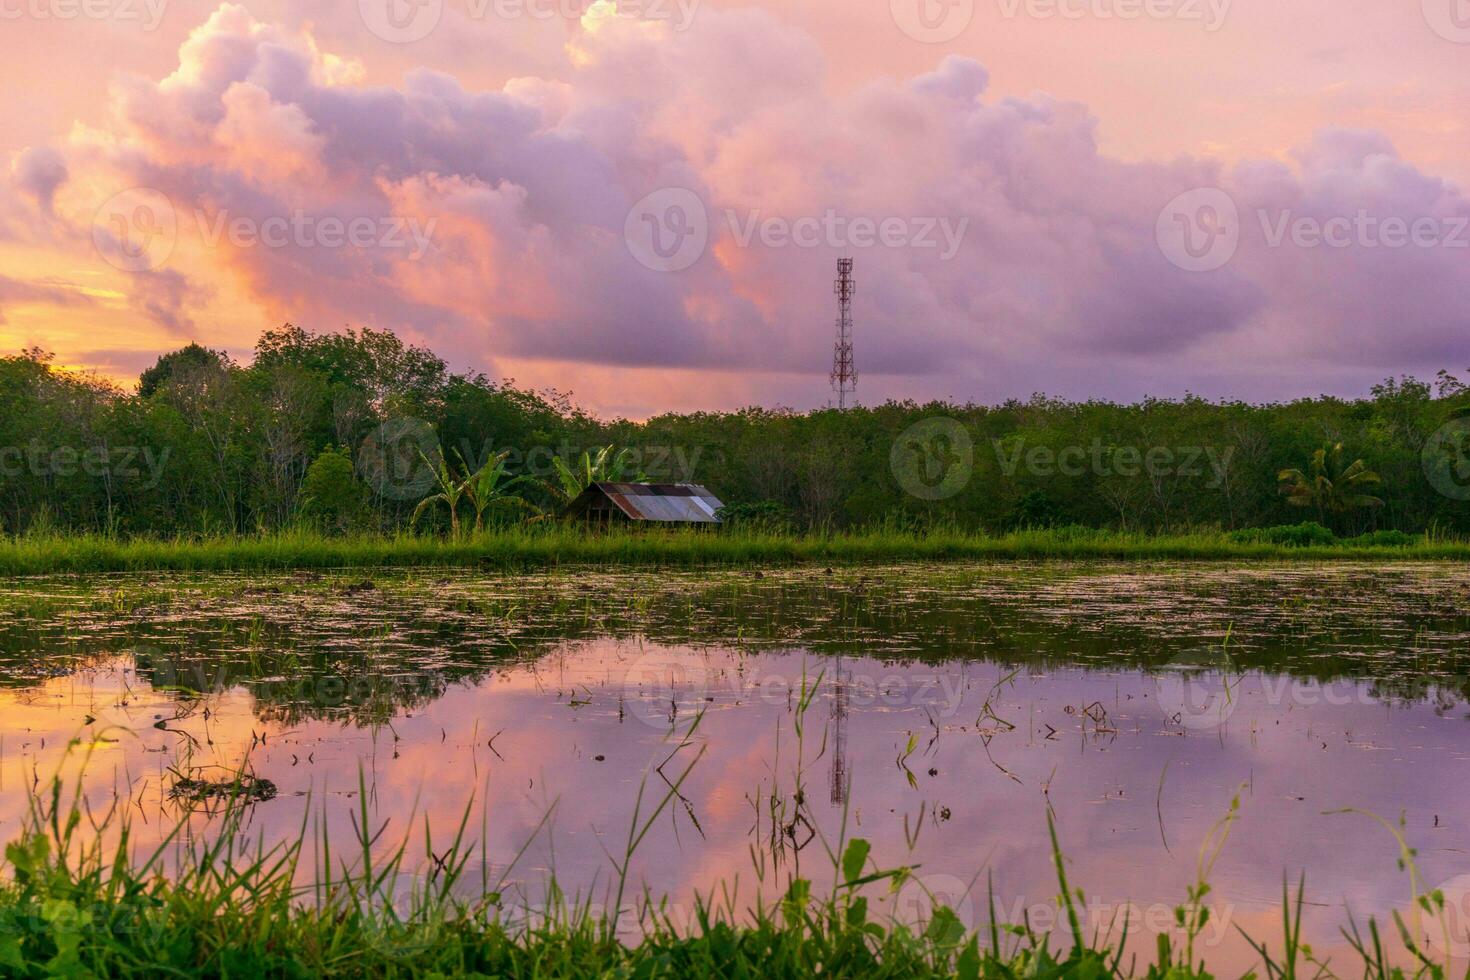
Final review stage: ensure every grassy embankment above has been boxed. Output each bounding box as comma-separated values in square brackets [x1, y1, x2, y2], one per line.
[1, 525, 1468, 575]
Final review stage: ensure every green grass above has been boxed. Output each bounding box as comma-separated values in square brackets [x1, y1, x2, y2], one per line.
[0, 753, 1459, 979]
[1, 525, 1467, 575]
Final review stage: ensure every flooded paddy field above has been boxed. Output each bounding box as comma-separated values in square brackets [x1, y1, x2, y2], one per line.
[2, 562, 1469, 972]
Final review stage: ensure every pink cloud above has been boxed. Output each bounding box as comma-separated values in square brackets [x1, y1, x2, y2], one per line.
[3, 2, 1468, 410]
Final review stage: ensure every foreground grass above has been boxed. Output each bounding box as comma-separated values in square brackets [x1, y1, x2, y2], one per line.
[0, 753, 1461, 979]
[3, 525, 1469, 575]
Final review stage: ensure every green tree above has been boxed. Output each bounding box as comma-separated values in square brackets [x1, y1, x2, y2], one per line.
[138, 344, 228, 399]
[298, 447, 368, 532]
[1278, 443, 1384, 528]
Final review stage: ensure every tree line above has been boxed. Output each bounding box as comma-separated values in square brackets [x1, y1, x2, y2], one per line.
[4, 324, 1469, 537]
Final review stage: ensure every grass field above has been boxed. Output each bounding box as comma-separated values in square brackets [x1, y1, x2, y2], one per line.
[0, 525, 1467, 575]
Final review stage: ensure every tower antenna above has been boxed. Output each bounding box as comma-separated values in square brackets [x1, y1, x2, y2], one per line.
[830, 257, 856, 409]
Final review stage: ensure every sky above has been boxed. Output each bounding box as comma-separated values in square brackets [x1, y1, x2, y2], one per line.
[1, 0, 1468, 418]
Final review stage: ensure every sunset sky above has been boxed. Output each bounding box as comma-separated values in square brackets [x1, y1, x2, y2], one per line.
[2, 0, 1467, 417]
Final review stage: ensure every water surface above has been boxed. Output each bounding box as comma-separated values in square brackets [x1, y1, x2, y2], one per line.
[2, 562, 1468, 971]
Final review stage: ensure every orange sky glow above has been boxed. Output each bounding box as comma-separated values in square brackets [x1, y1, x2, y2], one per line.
[2, 0, 1468, 416]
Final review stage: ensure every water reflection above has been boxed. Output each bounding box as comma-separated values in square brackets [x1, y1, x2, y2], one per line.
[1, 562, 1468, 971]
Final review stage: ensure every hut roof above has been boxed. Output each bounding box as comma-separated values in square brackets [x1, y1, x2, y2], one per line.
[561, 482, 724, 523]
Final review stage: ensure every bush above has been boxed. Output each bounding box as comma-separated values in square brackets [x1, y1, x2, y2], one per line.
[1345, 529, 1417, 547]
[298, 447, 369, 533]
[1228, 522, 1337, 547]
[715, 500, 794, 532]
[1007, 490, 1060, 529]
[1031, 523, 1115, 542]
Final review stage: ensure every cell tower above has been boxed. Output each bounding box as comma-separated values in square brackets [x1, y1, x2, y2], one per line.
[830, 257, 856, 409]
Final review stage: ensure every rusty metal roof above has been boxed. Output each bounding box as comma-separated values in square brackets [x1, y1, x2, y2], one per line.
[564, 482, 724, 523]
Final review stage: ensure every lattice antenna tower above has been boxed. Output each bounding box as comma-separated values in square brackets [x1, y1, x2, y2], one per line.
[830, 257, 856, 409]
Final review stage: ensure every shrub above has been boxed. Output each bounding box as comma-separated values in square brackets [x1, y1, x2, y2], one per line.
[298, 447, 369, 533]
[1007, 490, 1059, 529]
[1345, 529, 1417, 547]
[1228, 522, 1337, 547]
[716, 500, 794, 532]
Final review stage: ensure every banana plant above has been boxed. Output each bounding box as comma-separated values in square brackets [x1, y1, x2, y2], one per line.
[457, 449, 543, 532]
[549, 445, 644, 502]
[411, 449, 466, 536]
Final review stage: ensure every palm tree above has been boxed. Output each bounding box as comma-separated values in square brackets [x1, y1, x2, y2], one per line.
[548, 445, 643, 503]
[411, 449, 466, 536]
[457, 449, 542, 532]
[1278, 443, 1384, 525]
